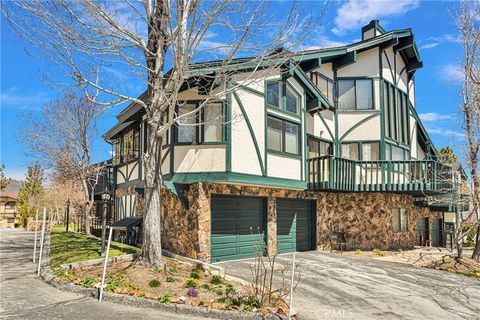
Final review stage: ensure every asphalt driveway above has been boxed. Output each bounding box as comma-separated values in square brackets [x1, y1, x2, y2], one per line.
[217, 251, 480, 320]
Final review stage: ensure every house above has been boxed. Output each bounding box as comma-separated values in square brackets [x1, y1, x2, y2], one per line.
[104, 20, 462, 262]
[0, 191, 20, 228]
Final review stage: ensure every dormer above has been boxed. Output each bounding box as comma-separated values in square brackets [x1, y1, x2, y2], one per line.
[361, 20, 386, 40]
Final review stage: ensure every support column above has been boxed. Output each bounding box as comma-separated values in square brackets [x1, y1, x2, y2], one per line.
[194, 183, 211, 262]
[267, 196, 277, 256]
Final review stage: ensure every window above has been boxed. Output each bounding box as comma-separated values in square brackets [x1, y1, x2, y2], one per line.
[341, 143, 359, 160]
[362, 142, 380, 161]
[112, 127, 141, 165]
[308, 138, 332, 159]
[392, 145, 406, 161]
[267, 116, 301, 155]
[266, 81, 300, 114]
[338, 79, 373, 110]
[392, 208, 408, 232]
[203, 102, 224, 142]
[177, 104, 197, 143]
[384, 82, 409, 144]
[7, 218, 14, 224]
[5, 202, 15, 209]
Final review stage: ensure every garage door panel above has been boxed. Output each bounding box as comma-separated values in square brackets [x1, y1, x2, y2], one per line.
[277, 199, 314, 254]
[211, 195, 266, 262]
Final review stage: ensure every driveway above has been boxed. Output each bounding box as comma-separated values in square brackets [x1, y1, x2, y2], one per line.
[217, 251, 480, 320]
[0, 228, 208, 320]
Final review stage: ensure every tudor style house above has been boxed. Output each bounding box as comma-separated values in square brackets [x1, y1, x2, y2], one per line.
[0, 191, 20, 228]
[104, 20, 462, 262]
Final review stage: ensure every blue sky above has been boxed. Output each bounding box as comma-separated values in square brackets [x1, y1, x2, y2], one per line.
[0, 0, 465, 180]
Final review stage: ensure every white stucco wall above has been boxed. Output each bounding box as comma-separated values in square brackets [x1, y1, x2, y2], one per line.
[267, 153, 302, 180]
[306, 111, 335, 141]
[116, 161, 139, 184]
[173, 145, 226, 172]
[315, 63, 334, 79]
[338, 113, 381, 141]
[337, 48, 379, 78]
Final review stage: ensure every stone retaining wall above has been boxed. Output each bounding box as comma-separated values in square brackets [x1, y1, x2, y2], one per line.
[158, 183, 443, 262]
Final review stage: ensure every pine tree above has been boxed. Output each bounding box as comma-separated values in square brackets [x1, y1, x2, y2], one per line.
[17, 164, 44, 227]
[0, 165, 11, 191]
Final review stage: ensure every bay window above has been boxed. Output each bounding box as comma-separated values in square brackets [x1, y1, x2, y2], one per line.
[338, 79, 373, 111]
[175, 101, 225, 143]
[112, 127, 141, 165]
[203, 102, 224, 142]
[177, 104, 197, 143]
[266, 81, 300, 114]
[267, 116, 301, 155]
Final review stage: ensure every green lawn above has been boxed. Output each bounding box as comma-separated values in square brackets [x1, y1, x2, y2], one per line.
[49, 225, 141, 269]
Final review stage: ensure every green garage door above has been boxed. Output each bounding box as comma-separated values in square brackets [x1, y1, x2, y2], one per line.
[277, 199, 314, 254]
[211, 196, 266, 262]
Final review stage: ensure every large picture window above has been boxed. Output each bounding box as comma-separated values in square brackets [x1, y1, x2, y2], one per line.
[267, 116, 301, 155]
[341, 141, 380, 161]
[338, 79, 373, 111]
[392, 208, 408, 232]
[266, 81, 300, 114]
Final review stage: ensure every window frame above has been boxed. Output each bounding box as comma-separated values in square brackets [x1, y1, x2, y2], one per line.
[266, 115, 302, 157]
[307, 135, 333, 159]
[383, 80, 410, 145]
[200, 101, 226, 143]
[265, 80, 302, 117]
[112, 125, 141, 165]
[392, 208, 408, 232]
[340, 141, 381, 161]
[337, 78, 374, 111]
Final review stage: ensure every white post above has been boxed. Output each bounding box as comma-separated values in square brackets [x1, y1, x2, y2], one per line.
[33, 209, 39, 263]
[37, 208, 46, 277]
[288, 252, 296, 320]
[99, 227, 113, 302]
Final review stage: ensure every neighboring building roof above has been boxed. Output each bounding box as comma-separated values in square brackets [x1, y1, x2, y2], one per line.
[0, 191, 19, 200]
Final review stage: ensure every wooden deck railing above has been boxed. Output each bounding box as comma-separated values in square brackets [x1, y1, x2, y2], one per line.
[307, 156, 453, 194]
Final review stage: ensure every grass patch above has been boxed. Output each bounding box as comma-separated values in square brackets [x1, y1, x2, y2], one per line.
[49, 225, 140, 269]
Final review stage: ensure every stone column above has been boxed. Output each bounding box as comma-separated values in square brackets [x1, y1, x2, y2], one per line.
[267, 195, 277, 256]
[193, 183, 212, 262]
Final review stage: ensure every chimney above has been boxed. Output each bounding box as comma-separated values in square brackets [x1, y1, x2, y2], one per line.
[361, 20, 385, 40]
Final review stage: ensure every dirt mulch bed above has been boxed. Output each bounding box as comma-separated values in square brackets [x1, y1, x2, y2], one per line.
[59, 256, 288, 315]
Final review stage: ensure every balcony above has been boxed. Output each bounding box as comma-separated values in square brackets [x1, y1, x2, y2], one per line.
[307, 156, 453, 195]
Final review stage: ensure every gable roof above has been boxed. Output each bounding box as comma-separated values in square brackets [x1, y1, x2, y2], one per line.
[0, 191, 18, 201]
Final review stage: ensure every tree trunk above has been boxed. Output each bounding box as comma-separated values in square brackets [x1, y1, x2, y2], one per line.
[473, 225, 480, 261]
[142, 129, 164, 267]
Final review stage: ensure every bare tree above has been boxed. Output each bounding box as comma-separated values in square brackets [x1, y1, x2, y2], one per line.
[3, 0, 318, 266]
[454, 0, 480, 261]
[18, 92, 101, 235]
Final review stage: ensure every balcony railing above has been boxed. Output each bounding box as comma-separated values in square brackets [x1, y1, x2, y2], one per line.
[307, 156, 453, 194]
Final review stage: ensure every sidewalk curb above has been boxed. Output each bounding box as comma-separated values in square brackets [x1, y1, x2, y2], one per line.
[39, 230, 288, 320]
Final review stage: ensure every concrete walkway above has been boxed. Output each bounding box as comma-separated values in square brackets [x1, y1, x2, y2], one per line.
[217, 251, 480, 320]
[0, 228, 208, 320]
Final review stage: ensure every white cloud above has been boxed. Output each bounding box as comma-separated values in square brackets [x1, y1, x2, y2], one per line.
[332, 0, 420, 35]
[426, 127, 466, 138]
[438, 64, 464, 83]
[301, 35, 349, 50]
[0, 87, 49, 110]
[419, 112, 455, 122]
[418, 34, 460, 50]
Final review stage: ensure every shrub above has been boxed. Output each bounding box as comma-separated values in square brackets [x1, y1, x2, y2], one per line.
[210, 275, 222, 285]
[148, 279, 161, 288]
[169, 265, 179, 273]
[166, 276, 175, 283]
[105, 273, 121, 292]
[200, 283, 211, 291]
[79, 278, 96, 288]
[190, 269, 201, 279]
[354, 249, 362, 255]
[184, 278, 198, 288]
[242, 295, 260, 308]
[215, 289, 224, 296]
[372, 249, 385, 256]
[139, 291, 146, 298]
[225, 285, 236, 295]
[159, 292, 172, 304]
[187, 288, 199, 297]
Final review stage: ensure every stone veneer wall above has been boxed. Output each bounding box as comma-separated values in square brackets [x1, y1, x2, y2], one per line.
[158, 182, 444, 262]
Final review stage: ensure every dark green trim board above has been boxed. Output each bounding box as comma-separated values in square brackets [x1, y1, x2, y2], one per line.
[230, 81, 265, 97]
[226, 93, 232, 172]
[333, 51, 357, 70]
[339, 113, 380, 141]
[317, 110, 335, 141]
[170, 172, 307, 189]
[232, 91, 266, 176]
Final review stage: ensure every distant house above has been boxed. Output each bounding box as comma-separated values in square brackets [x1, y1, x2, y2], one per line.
[103, 20, 463, 262]
[0, 192, 20, 228]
